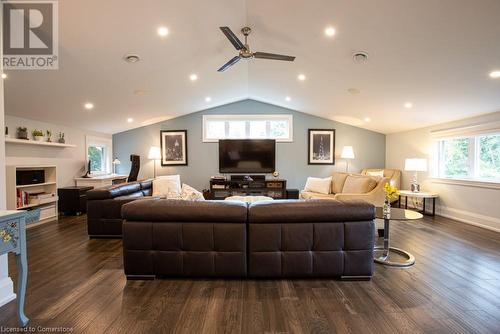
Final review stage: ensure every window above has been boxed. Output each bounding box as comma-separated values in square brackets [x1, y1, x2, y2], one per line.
[435, 133, 500, 182]
[203, 115, 293, 142]
[86, 136, 112, 175]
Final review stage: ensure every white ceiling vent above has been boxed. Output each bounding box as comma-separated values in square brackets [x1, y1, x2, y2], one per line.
[352, 51, 369, 64]
[124, 54, 141, 63]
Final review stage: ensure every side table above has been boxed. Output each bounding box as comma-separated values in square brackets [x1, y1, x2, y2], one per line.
[398, 190, 438, 216]
[375, 207, 423, 267]
[0, 210, 29, 327]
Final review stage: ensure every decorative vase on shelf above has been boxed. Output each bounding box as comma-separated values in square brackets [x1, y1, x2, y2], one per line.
[34, 136, 44, 142]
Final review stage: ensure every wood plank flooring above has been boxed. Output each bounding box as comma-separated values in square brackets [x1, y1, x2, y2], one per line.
[1, 214, 499, 333]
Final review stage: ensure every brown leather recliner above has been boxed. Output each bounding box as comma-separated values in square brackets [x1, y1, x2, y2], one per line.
[86, 180, 152, 237]
[121, 199, 375, 279]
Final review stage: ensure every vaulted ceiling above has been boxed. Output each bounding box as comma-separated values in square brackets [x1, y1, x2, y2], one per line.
[4, 0, 500, 134]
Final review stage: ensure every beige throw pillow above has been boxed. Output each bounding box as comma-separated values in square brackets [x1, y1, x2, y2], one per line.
[367, 170, 384, 178]
[152, 175, 181, 198]
[342, 175, 378, 194]
[304, 177, 332, 194]
[331, 172, 350, 194]
[181, 184, 205, 201]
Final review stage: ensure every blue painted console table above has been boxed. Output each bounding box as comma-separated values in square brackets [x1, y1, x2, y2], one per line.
[0, 210, 28, 327]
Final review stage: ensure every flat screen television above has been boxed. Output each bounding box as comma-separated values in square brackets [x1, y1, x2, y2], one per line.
[219, 139, 276, 173]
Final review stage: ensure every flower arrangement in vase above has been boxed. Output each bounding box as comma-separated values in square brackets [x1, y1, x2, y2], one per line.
[383, 183, 399, 217]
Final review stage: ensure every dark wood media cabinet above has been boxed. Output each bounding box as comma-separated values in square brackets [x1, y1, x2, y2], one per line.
[208, 177, 289, 200]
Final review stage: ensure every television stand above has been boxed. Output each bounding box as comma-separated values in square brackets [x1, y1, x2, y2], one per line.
[209, 177, 287, 200]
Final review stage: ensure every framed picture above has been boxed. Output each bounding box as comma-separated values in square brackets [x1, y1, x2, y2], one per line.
[160, 130, 188, 166]
[308, 129, 335, 165]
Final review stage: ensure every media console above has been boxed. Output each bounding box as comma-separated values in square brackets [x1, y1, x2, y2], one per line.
[208, 175, 290, 200]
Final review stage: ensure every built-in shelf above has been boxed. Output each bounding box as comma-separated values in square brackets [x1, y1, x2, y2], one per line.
[17, 197, 58, 210]
[16, 181, 57, 188]
[5, 137, 76, 148]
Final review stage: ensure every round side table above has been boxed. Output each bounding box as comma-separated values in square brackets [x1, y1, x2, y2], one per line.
[374, 207, 423, 267]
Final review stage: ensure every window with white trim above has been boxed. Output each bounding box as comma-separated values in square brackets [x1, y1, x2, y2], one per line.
[434, 132, 500, 182]
[86, 136, 113, 175]
[202, 115, 293, 142]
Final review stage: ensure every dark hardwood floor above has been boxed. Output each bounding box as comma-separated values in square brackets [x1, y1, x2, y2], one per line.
[1, 214, 500, 333]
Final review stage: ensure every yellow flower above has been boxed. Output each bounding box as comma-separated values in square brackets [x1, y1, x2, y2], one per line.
[384, 183, 399, 201]
[0, 230, 5, 237]
[3, 234, 12, 243]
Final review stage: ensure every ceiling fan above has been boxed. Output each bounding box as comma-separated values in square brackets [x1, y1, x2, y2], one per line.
[218, 26, 295, 72]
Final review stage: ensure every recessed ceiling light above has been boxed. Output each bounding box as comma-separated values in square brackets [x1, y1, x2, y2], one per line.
[490, 70, 500, 78]
[404, 102, 413, 109]
[352, 51, 369, 64]
[84, 102, 94, 110]
[157, 26, 169, 37]
[190, 73, 198, 81]
[123, 53, 141, 63]
[1, 73, 7, 79]
[364, 117, 371, 122]
[133, 89, 148, 96]
[285, 96, 291, 102]
[297, 74, 306, 81]
[127, 118, 134, 123]
[205, 96, 212, 102]
[324, 27, 336, 37]
[347, 88, 360, 95]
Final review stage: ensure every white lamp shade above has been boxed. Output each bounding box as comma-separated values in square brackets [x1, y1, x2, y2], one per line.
[405, 158, 427, 172]
[112, 158, 121, 165]
[148, 146, 161, 160]
[341, 146, 355, 159]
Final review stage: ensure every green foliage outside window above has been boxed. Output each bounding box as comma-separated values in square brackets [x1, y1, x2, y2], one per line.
[443, 138, 469, 177]
[479, 135, 500, 180]
[88, 146, 104, 172]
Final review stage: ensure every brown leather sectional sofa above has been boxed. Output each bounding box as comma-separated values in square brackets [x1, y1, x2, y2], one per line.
[86, 180, 152, 237]
[121, 199, 375, 279]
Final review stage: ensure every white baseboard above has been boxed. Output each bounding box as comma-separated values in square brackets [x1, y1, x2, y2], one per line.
[0, 276, 16, 308]
[436, 205, 500, 233]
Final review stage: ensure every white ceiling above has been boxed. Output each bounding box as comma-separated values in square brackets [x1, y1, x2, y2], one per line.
[4, 0, 500, 134]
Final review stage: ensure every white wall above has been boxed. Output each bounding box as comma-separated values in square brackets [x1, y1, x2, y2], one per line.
[5, 115, 111, 187]
[386, 111, 500, 232]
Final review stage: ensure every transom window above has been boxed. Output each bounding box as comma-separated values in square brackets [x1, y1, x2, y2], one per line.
[434, 132, 500, 182]
[203, 115, 293, 142]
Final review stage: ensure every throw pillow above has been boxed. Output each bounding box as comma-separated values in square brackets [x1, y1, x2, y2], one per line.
[181, 184, 205, 201]
[152, 174, 181, 198]
[304, 176, 332, 194]
[367, 170, 384, 178]
[331, 172, 350, 194]
[342, 175, 378, 194]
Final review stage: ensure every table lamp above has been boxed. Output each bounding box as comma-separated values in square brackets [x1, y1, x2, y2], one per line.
[112, 158, 121, 174]
[404, 158, 427, 192]
[341, 146, 355, 172]
[148, 146, 161, 178]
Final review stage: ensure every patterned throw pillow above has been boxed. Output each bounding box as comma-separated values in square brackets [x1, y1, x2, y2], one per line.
[181, 184, 205, 201]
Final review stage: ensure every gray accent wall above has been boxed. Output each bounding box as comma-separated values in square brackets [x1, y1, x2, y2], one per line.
[113, 99, 386, 190]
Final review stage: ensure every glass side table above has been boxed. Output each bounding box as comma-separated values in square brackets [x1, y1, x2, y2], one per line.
[374, 207, 423, 267]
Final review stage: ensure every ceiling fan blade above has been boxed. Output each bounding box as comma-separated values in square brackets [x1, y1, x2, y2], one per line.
[217, 56, 241, 72]
[254, 52, 295, 61]
[219, 27, 245, 50]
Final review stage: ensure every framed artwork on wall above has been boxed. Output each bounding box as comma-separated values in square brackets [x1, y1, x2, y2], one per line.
[308, 129, 335, 165]
[160, 130, 188, 166]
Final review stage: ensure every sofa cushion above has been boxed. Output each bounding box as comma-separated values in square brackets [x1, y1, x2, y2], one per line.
[304, 177, 332, 194]
[366, 170, 384, 178]
[300, 191, 335, 200]
[152, 175, 181, 198]
[331, 172, 349, 194]
[342, 175, 377, 194]
[181, 184, 205, 201]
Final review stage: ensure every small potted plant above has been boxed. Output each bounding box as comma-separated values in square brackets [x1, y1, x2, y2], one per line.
[32, 129, 44, 141]
[17, 127, 28, 140]
[58, 132, 65, 144]
[46, 130, 52, 142]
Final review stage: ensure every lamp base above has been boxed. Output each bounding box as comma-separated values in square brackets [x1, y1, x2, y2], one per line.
[410, 183, 420, 192]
